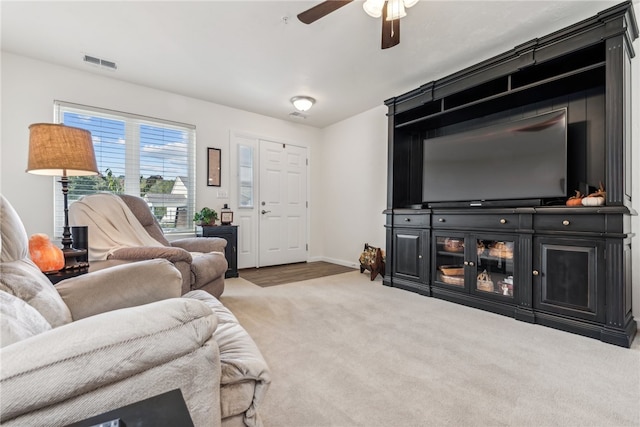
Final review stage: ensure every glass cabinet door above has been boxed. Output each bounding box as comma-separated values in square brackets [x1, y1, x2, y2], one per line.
[434, 234, 466, 290]
[474, 237, 515, 299]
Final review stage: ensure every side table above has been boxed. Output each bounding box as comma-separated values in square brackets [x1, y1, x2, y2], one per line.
[65, 388, 193, 427]
[196, 225, 238, 278]
[46, 264, 89, 285]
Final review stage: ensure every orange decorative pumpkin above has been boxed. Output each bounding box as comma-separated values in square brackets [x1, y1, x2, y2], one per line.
[566, 190, 584, 206]
[29, 233, 64, 272]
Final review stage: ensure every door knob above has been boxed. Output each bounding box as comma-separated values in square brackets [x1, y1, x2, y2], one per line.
[533, 270, 539, 276]
[261, 210, 271, 215]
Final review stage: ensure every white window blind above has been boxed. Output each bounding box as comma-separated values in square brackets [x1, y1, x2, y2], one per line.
[54, 101, 196, 236]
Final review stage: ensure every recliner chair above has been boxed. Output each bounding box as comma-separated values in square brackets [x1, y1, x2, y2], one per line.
[1, 194, 272, 427]
[69, 193, 228, 297]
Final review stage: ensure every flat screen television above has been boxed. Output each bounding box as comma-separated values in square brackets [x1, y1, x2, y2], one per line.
[422, 109, 567, 208]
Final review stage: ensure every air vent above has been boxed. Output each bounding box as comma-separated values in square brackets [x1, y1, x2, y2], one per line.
[83, 55, 100, 66]
[83, 54, 118, 70]
[288, 111, 307, 119]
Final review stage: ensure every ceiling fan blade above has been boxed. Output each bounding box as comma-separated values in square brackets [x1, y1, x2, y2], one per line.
[297, 0, 353, 24]
[381, 1, 400, 49]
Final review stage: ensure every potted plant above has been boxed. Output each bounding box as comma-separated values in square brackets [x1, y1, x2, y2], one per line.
[193, 207, 218, 226]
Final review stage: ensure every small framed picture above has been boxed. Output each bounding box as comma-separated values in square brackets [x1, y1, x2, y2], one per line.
[221, 211, 233, 225]
[207, 148, 221, 187]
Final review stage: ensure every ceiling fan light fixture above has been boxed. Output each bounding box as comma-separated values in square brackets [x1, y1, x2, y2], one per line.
[386, 0, 407, 21]
[363, 0, 386, 18]
[291, 96, 315, 112]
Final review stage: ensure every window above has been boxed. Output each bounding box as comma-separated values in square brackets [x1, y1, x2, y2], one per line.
[238, 145, 254, 208]
[54, 101, 196, 235]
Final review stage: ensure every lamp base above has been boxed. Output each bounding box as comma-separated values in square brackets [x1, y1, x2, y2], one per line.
[62, 248, 89, 270]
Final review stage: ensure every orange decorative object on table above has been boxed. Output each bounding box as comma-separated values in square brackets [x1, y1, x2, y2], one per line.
[29, 233, 64, 272]
[566, 190, 584, 206]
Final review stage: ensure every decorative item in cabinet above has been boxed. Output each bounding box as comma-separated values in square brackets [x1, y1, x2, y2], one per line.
[497, 276, 514, 296]
[488, 241, 513, 259]
[443, 238, 464, 252]
[477, 241, 486, 256]
[476, 269, 494, 292]
[441, 275, 465, 286]
[439, 265, 464, 276]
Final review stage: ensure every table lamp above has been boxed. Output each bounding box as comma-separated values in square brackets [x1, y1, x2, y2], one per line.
[26, 123, 98, 268]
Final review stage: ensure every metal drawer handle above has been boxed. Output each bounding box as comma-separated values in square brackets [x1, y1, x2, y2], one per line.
[562, 220, 570, 226]
[533, 270, 539, 276]
[404, 217, 411, 222]
[418, 255, 422, 259]
[500, 218, 507, 224]
[463, 261, 475, 266]
[438, 218, 445, 222]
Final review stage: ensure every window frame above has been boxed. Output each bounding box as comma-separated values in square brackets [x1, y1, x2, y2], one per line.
[53, 100, 197, 235]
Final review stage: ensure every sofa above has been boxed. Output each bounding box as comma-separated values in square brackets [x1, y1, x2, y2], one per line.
[0, 194, 271, 426]
[69, 193, 228, 297]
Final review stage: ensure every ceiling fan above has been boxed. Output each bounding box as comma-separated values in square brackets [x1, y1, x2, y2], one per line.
[297, 0, 418, 49]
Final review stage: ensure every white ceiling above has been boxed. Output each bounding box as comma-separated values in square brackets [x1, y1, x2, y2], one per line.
[1, 0, 632, 128]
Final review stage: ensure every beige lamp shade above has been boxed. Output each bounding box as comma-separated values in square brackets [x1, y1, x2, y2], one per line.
[26, 123, 98, 176]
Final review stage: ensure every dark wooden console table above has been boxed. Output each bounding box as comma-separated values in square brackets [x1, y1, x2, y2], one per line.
[196, 225, 238, 278]
[383, 2, 637, 347]
[65, 389, 193, 427]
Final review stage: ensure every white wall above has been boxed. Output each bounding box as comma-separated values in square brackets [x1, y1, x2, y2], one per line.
[314, 106, 388, 267]
[0, 52, 323, 253]
[0, 52, 388, 269]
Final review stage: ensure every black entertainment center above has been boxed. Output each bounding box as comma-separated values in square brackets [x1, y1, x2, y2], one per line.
[383, 2, 638, 347]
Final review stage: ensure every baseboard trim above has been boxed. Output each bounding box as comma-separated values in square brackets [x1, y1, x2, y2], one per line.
[309, 256, 359, 269]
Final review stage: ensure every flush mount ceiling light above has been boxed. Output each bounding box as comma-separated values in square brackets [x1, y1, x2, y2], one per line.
[291, 96, 316, 112]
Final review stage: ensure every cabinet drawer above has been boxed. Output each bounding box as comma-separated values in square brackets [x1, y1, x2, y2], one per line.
[393, 214, 429, 227]
[432, 214, 518, 230]
[534, 215, 605, 233]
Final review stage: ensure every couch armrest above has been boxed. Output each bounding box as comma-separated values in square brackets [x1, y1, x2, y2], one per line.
[55, 259, 182, 320]
[109, 246, 192, 263]
[0, 298, 219, 426]
[171, 237, 227, 253]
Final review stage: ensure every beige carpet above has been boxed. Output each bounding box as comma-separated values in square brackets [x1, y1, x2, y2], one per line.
[220, 271, 640, 427]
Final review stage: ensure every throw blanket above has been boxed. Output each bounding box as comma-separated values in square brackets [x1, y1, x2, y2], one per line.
[69, 193, 164, 261]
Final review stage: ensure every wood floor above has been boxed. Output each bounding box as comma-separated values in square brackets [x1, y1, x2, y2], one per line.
[238, 261, 355, 287]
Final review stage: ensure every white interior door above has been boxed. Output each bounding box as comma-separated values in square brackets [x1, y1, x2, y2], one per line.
[259, 140, 307, 267]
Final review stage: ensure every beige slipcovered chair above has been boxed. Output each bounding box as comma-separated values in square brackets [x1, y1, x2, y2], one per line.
[1, 194, 271, 427]
[69, 193, 228, 297]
